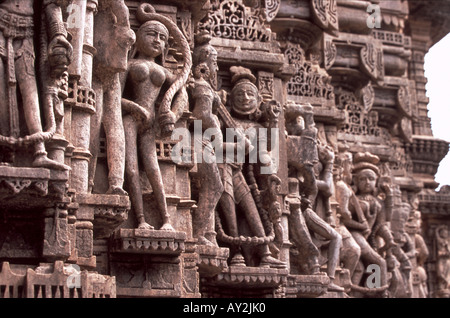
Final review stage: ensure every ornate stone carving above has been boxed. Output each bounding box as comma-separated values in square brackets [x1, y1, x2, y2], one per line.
[263, 0, 282, 22]
[88, 0, 135, 196]
[284, 44, 334, 105]
[204, 0, 272, 42]
[0, 0, 72, 170]
[190, 31, 224, 247]
[0, 0, 447, 300]
[311, 0, 338, 33]
[120, 3, 191, 231]
[435, 225, 450, 296]
[213, 65, 285, 269]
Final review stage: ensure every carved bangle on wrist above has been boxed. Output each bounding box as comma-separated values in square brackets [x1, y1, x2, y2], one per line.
[49, 21, 67, 39]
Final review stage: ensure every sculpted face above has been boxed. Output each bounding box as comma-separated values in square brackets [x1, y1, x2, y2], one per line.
[231, 82, 259, 115]
[340, 153, 353, 184]
[440, 227, 448, 239]
[137, 21, 169, 58]
[205, 47, 218, 88]
[206, 49, 218, 76]
[356, 168, 377, 195]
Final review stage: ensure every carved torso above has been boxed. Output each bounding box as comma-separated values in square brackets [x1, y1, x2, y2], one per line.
[356, 194, 382, 230]
[126, 58, 167, 127]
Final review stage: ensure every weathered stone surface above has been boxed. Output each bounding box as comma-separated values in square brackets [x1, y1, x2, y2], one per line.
[0, 0, 448, 299]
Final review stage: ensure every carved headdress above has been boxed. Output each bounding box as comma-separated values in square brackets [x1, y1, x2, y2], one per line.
[229, 66, 261, 117]
[352, 152, 380, 176]
[192, 31, 218, 88]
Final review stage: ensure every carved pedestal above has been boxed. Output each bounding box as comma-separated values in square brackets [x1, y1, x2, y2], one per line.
[0, 167, 71, 262]
[287, 274, 330, 298]
[197, 245, 229, 277]
[200, 266, 289, 298]
[110, 229, 186, 297]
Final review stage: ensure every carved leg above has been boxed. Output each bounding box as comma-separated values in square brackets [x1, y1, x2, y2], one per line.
[289, 206, 320, 274]
[340, 234, 361, 278]
[139, 129, 173, 231]
[0, 56, 13, 164]
[123, 116, 152, 230]
[352, 231, 388, 287]
[303, 208, 344, 291]
[194, 142, 223, 246]
[103, 75, 127, 195]
[238, 192, 286, 268]
[218, 191, 243, 262]
[15, 53, 68, 171]
[88, 77, 104, 193]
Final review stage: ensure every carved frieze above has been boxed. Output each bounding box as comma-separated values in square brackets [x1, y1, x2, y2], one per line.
[0, 0, 448, 301]
[204, 0, 272, 42]
[323, 33, 384, 84]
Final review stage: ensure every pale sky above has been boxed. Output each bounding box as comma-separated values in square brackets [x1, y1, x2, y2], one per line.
[425, 33, 450, 190]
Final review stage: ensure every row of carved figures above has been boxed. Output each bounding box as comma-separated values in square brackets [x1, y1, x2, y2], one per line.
[0, 1, 445, 298]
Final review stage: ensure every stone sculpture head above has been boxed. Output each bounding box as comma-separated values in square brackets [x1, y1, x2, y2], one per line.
[136, 20, 170, 62]
[193, 31, 219, 89]
[335, 150, 353, 185]
[352, 152, 380, 195]
[229, 66, 261, 116]
[94, 5, 136, 73]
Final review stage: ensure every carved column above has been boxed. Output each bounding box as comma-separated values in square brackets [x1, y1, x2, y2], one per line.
[69, 0, 97, 194]
[408, 19, 433, 137]
[68, 0, 98, 269]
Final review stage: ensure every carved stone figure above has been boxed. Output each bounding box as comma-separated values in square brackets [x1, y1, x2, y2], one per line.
[406, 210, 429, 298]
[189, 31, 224, 246]
[285, 102, 319, 205]
[120, 3, 191, 231]
[435, 225, 450, 293]
[0, 0, 72, 170]
[333, 150, 362, 282]
[0, 0, 447, 300]
[88, 0, 136, 195]
[350, 152, 393, 292]
[285, 101, 344, 292]
[333, 151, 388, 295]
[314, 141, 336, 226]
[389, 200, 415, 297]
[215, 66, 285, 268]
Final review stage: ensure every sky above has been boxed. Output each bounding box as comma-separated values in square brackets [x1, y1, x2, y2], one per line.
[424, 33, 450, 190]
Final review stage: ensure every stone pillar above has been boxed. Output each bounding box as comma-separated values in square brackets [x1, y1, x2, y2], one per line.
[408, 19, 433, 137]
[69, 0, 97, 194]
[68, 0, 98, 269]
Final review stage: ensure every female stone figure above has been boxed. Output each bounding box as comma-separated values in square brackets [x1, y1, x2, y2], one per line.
[435, 225, 450, 292]
[121, 4, 191, 231]
[350, 152, 393, 291]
